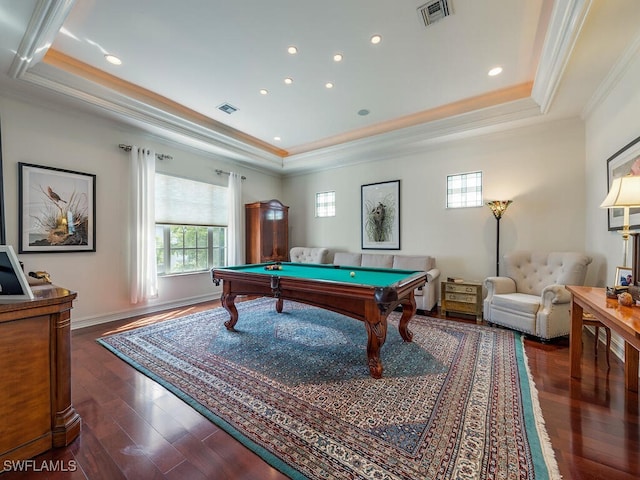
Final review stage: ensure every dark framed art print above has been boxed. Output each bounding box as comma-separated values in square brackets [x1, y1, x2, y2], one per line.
[361, 180, 400, 250]
[19, 163, 96, 253]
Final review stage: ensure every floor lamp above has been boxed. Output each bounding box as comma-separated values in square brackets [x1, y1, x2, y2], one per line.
[487, 200, 512, 276]
[600, 174, 640, 268]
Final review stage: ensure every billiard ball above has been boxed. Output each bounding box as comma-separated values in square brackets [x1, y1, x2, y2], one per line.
[350, 271, 355, 277]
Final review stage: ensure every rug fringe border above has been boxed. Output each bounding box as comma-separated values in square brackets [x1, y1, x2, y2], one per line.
[516, 334, 563, 480]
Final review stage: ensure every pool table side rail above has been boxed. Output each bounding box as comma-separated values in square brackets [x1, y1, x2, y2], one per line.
[211, 266, 427, 322]
[212, 262, 426, 289]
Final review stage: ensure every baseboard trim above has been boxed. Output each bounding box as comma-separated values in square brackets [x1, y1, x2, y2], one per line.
[71, 293, 219, 330]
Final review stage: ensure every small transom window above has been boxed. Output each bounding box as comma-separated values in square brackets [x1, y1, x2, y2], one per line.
[315, 191, 336, 217]
[447, 172, 483, 208]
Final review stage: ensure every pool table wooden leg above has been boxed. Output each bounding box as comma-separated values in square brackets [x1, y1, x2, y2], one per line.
[222, 293, 238, 330]
[365, 304, 388, 379]
[397, 295, 416, 342]
[275, 297, 284, 313]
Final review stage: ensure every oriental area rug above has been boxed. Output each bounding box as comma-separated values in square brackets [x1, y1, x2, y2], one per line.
[98, 298, 560, 480]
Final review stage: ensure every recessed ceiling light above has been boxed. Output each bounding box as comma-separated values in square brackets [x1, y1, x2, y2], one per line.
[274, 136, 281, 141]
[287, 46, 298, 54]
[105, 54, 121, 65]
[488, 66, 503, 76]
[259, 89, 268, 95]
[370, 34, 382, 45]
[284, 77, 293, 85]
[325, 82, 334, 89]
[333, 53, 343, 62]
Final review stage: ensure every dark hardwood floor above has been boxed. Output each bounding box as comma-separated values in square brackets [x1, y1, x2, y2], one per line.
[3, 300, 639, 479]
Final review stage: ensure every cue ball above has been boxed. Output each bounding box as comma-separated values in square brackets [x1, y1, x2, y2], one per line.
[350, 271, 355, 277]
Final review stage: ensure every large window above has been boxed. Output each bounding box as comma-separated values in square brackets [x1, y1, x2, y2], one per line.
[446, 171, 483, 208]
[155, 174, 228, 275]
[155, 225, 227, 275]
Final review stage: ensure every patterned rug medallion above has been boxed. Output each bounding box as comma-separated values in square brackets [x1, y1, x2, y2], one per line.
[98, 298, 560, 479]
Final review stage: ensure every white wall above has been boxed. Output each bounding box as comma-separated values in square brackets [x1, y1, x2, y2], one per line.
[283, 117, 590, 288]
[581, 41, 640, 361]
[584, 44, 640, 285]
[0, 95, 282, 327]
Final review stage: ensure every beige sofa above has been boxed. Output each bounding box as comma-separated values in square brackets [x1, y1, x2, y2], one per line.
[332, 252, 440, 312]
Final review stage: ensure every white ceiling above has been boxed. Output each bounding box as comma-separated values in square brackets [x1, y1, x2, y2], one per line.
[0, 0, 638, 173]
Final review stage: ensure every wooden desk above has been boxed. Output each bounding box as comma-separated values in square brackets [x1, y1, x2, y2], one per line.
[0, 285, 81, 463]
[567, 286, 640, 392]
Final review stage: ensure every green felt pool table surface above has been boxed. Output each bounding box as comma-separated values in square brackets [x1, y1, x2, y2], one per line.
[220, 262, 420, 287]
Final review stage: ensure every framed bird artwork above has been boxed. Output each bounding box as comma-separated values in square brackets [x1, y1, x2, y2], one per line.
[18, 163, 96, 253]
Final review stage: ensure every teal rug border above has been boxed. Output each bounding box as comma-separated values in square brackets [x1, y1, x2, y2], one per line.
[96, 338, 308, 480]
[97, 309, 560, 480]
[514, 334, 561, 480]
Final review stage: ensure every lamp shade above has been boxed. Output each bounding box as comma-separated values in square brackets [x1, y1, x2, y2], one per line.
[600, 175, 640, 208]
[486, 200, 512, 220]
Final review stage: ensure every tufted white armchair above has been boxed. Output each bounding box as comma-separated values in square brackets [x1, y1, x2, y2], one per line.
[483, 251, 592, 340]
[289, 247, 329, 264]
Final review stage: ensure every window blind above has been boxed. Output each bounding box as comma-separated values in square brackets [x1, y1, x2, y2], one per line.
[155, 173, 228, 226]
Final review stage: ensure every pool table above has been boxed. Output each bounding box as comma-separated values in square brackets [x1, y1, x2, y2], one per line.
[211, 262, 427, 378]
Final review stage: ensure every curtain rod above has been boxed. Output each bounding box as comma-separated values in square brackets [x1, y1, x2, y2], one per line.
[215, 169, 246, 180]
[118, 144, 173, 161]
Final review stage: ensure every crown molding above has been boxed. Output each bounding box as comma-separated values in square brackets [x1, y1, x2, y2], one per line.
[532, 0, 592, 113]
[19, 61, 286, 170]
[582, 31, 640, 119]
[8, 0, 75, 79]
[282, 96, 544, 175]
[285, 83, 533, 157]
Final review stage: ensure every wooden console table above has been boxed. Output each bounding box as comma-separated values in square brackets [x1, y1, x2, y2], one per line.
[0, 285, 81, 463]
[567, 285, 640, 392]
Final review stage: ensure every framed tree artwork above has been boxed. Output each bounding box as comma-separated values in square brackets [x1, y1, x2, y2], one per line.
[361, 180, 400, 250]
[19, 163, 96, 253]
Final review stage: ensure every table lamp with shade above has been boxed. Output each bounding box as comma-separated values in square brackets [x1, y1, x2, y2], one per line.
[600, 174, 640, 268]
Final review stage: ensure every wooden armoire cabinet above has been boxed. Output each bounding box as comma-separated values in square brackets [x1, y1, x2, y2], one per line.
[245, 199, 289, 263]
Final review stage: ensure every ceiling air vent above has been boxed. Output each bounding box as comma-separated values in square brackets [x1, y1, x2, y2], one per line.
[417, 0, 451, 27]
[218, 103, 238, 114]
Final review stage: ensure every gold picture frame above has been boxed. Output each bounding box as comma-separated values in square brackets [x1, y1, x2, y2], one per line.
[615, 265, 633, 288]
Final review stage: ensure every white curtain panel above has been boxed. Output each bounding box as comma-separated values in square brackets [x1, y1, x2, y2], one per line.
[227, 172, 245, 266]
[129, 146, 158, 303]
